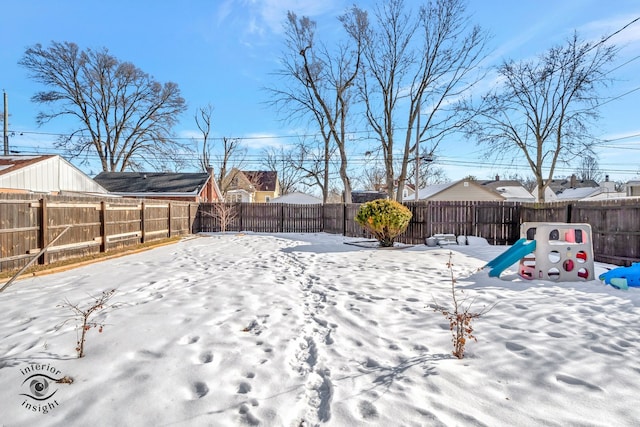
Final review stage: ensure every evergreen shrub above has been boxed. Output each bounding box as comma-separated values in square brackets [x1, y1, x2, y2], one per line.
[355, 199, 412, 247]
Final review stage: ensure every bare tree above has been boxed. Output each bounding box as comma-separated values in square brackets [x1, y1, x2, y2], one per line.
[575, 155, 603, 182]
[360, 165, 387, 191]
[191, 104, 248, 198]
[506, 172, 537, 193]
[269, 9, 367, 203]
[415, 153, 448, 187]
[195, 104, 215, 172]
[469, 33, 617, 201]
[19, 41, 187, 171]
[287, 136, 339, 199]
[261, 145, 305, 195]
[215, 137, 248, 197]
[357, 0, 488, 201]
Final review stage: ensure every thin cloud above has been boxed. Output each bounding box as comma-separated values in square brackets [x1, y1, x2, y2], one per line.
[240, 132, 291, 150]
[579, 13, 640, 46]
[240, 0, 344, 37]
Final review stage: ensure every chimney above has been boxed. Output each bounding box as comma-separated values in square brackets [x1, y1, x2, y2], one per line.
[570, 174, 577, 188]
[495, 174, 500, 181]
[205, 165, 214, 201]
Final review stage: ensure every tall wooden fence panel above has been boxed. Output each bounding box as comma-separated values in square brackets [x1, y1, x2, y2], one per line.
[520, 200, 640, 265]
[196, 203, 326, 234]
[0, 197, 40, 271]
[282, 204, 324, 233]
[571, 199, 640, 266]
[520, 202, 571, 223]
[322, 204, 345, 235]
[0, 194, 197, 273]
[474, 202, 521, 245]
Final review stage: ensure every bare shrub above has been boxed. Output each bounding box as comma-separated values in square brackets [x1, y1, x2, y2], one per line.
[434, 253, 493, 359]
[58, 289, 117, 358]
[203, 203, 238, 232]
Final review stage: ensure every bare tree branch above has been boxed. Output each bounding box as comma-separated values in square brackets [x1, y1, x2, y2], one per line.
[467, 32, 617, 201]
[19, 41, 188, 171]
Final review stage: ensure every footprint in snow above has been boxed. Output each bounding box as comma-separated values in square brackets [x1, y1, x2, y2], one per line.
[194, 381, 209, 399]
[199, 351, 213, 364]
[555, 374, 603, 392]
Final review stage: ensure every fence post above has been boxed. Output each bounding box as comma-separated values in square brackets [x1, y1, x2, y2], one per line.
[100, 201, 107, 253]
[168, 202, 172, 237]
[343, 203, 347, 236]
[39, 197, 48, 265]
[141, 201, 146, 243]
[280, 204, 284, 232]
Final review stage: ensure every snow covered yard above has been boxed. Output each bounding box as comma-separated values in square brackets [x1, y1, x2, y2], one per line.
[1, 232, 639, 426]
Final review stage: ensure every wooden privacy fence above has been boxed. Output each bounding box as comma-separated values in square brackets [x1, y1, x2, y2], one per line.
[0, 194, 197, 272]
[2, 195, 639, 273]
[197, 199, 640, 266]
[196, 201, 521, 245]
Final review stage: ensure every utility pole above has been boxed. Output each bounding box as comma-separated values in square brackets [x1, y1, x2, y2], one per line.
[3, 91, 8, 155]
[414, 94, 421, 201]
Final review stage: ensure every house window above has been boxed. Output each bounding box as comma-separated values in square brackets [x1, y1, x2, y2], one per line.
[265, 196, 271, 202]
[228, 193, 242, 203]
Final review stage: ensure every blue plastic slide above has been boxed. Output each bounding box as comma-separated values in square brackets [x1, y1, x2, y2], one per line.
[599, 263, 640, 289]
[485, 238, 537, 278]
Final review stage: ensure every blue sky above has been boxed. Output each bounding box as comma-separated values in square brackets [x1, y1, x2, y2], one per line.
[2, 0, 639, 183]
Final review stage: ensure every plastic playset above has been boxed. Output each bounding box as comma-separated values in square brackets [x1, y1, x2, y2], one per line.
[485, 222, 595, 282]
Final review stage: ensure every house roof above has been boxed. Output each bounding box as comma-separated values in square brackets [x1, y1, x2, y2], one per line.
[0, 154, 107, 194]
[548, 176, 599, 194]
[0, 155, 56, 175]
[555, 186, 602, 200]
[480, 180, 535, 202]
[242, 171, 278, 192]
[94, 172, 211, 195]
[416, 182, 457, 199]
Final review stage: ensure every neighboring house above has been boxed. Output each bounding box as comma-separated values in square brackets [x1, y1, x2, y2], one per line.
[417, 178, 533, 202]
[93, 170, 222, 202]
[479, 178, 536, 203]
[243, 170, 279, 202]
[535, 174, 630, 201]
[626, 180, 640, 197]
[268, 192, 322, 204]
[403, 184, 417, 200]
[373, 180, 413, 201]
[351, 191, 388, 203]
[554, 186, 602, 201]
[0, 154, 107, 195]
[223, 169, 280, 203]
[529, 185, 559, 202]
[548, 174, 599, 195]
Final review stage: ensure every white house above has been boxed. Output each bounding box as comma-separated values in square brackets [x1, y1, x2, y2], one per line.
[268, 192, 322, 204]
[0, 155, 107, 195]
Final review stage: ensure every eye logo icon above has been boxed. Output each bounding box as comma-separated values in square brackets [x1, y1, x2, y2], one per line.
[18, 364, 65, 415]
[21, 374, 58, 401]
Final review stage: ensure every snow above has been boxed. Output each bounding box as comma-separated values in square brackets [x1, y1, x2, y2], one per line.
[1, 232, 640, 426]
